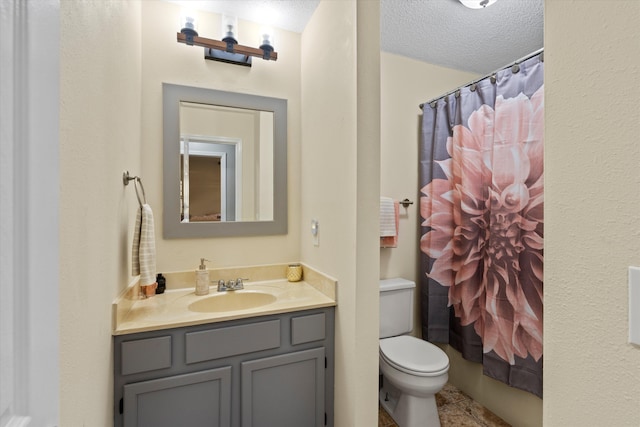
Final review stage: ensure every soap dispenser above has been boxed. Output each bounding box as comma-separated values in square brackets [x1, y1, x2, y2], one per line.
[195, 258, 210, 296]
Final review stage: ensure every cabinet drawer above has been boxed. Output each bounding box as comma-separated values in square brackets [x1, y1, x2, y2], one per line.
[121, 336, 172, 375]
[291, 313, 325, 345]
[186, 319, 280, 364]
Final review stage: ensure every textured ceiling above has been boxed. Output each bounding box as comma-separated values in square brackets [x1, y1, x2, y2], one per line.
[381, 0, 543, 74]
[170, 0, 543, 75]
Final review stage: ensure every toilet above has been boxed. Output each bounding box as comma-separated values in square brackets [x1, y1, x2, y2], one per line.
[379, 278, 450, 427]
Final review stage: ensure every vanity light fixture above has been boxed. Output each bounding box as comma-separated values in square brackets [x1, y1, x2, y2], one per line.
[177, 12, 278, 67]
[459, 0, 498, 8]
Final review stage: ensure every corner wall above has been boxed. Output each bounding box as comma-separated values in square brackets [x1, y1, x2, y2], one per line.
[301, 1, 380, 425]
[59, 1, 142, 424]
[545, 1, 640, 424]
[380, 52, 479, 331]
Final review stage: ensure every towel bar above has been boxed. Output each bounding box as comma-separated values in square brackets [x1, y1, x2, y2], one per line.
[399, 199, 413, 208]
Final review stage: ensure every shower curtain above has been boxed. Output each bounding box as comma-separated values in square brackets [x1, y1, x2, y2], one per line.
[419, 53, 543, 398]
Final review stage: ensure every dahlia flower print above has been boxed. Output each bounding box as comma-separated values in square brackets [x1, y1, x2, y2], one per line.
[421, 87, 544, 365]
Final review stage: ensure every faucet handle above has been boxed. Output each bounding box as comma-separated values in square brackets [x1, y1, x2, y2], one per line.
[217, 279, 227, 292]
[235, 278, 245, 289]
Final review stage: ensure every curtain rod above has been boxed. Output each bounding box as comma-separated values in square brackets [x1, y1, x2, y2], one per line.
[418, 48, 544, 109]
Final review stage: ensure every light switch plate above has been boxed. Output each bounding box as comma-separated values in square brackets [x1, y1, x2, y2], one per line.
[629, 267, 640, 345]
[311, 219, 319, 247]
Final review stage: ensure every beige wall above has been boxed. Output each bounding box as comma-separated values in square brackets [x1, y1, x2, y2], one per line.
[141, 0, 302, 271]
[59, 0, 302, 424]
[60, 1, 380, 425]
[545, 1, 640, 425]
[354, 2, 382, 425]
[380, 52, 478, 282]
[59, 1, 142, 425]
[59, 1, 640, 426]
[301, 1, 380, 425]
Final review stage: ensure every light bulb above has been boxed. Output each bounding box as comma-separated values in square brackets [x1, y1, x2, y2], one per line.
[459, 0, 498, 9]
[221, 14, 238, 43]
[180, 9, 198, 35]
[259, 27, 274, 50]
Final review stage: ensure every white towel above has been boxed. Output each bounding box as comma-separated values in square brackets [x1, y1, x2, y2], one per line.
[380, 201, 399, 248]
[132, 204, 157, 286]
[380, 197, 397, 237]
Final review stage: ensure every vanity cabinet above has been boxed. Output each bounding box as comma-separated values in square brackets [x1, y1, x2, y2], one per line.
[113, 307, 334, 427]
[241, 347, 325, 426]
[122, 367, 231, 427]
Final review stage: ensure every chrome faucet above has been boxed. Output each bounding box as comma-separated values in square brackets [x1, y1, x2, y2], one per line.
[217, 278, 248, 292]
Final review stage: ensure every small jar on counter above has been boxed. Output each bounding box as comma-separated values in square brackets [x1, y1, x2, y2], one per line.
[287, 264, 303, 282]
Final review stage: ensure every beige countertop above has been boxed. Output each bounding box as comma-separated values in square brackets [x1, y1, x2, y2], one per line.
[112, 264, 337, 335]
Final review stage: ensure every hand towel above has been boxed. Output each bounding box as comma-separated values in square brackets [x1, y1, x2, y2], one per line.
[380, 200, 399, 248]
[132, 204, 157, 289]
[380, 197, 397, 237]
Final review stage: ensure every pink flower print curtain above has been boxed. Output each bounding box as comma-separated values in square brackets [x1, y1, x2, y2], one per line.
[419, 53, 543, 398]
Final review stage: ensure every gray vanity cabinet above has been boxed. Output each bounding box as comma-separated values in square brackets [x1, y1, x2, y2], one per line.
[241, 347, 325, 427]
[113, 307, 334, 427]
[123, 367, 231, 427]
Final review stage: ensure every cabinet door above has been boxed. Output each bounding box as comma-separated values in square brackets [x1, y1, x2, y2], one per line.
[241, 347, 325, 427]
[123, 367, 231, 427]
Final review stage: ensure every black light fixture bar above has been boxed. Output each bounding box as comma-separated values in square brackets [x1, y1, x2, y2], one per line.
[177, 32, 278, 62]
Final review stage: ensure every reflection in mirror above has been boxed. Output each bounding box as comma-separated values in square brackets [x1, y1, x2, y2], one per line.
[163, 84, 287, 238]
[179, 102, 274, 223]
[181, 135, 235, 222]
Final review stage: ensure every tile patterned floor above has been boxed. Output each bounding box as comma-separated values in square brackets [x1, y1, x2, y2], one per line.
[378, 383, 511, 427]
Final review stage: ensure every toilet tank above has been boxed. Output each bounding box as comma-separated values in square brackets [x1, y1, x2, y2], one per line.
[379, 278, 415, 339]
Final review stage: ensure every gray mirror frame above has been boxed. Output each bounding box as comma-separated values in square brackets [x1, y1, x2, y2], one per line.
[163, 83, 288, 238]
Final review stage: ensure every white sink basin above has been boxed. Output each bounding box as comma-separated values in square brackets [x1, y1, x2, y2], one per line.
[188, 291, 277, 313]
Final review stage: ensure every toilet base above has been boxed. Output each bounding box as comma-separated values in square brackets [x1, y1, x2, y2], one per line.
[379, 378, 441, 427]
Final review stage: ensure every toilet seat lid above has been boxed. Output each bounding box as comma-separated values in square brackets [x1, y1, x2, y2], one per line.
[380, 336, 449, 376]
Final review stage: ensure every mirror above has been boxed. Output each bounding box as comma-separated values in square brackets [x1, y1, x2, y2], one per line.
[163, 83, 287, 238]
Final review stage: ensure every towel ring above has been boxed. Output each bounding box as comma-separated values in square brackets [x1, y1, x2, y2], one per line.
[134, 177, 146, 207]
[123, 171, 147, 207]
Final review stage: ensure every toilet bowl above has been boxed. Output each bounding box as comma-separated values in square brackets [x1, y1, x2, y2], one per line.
[379, 335, 449, 427]
[379, 279, 450, 427]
